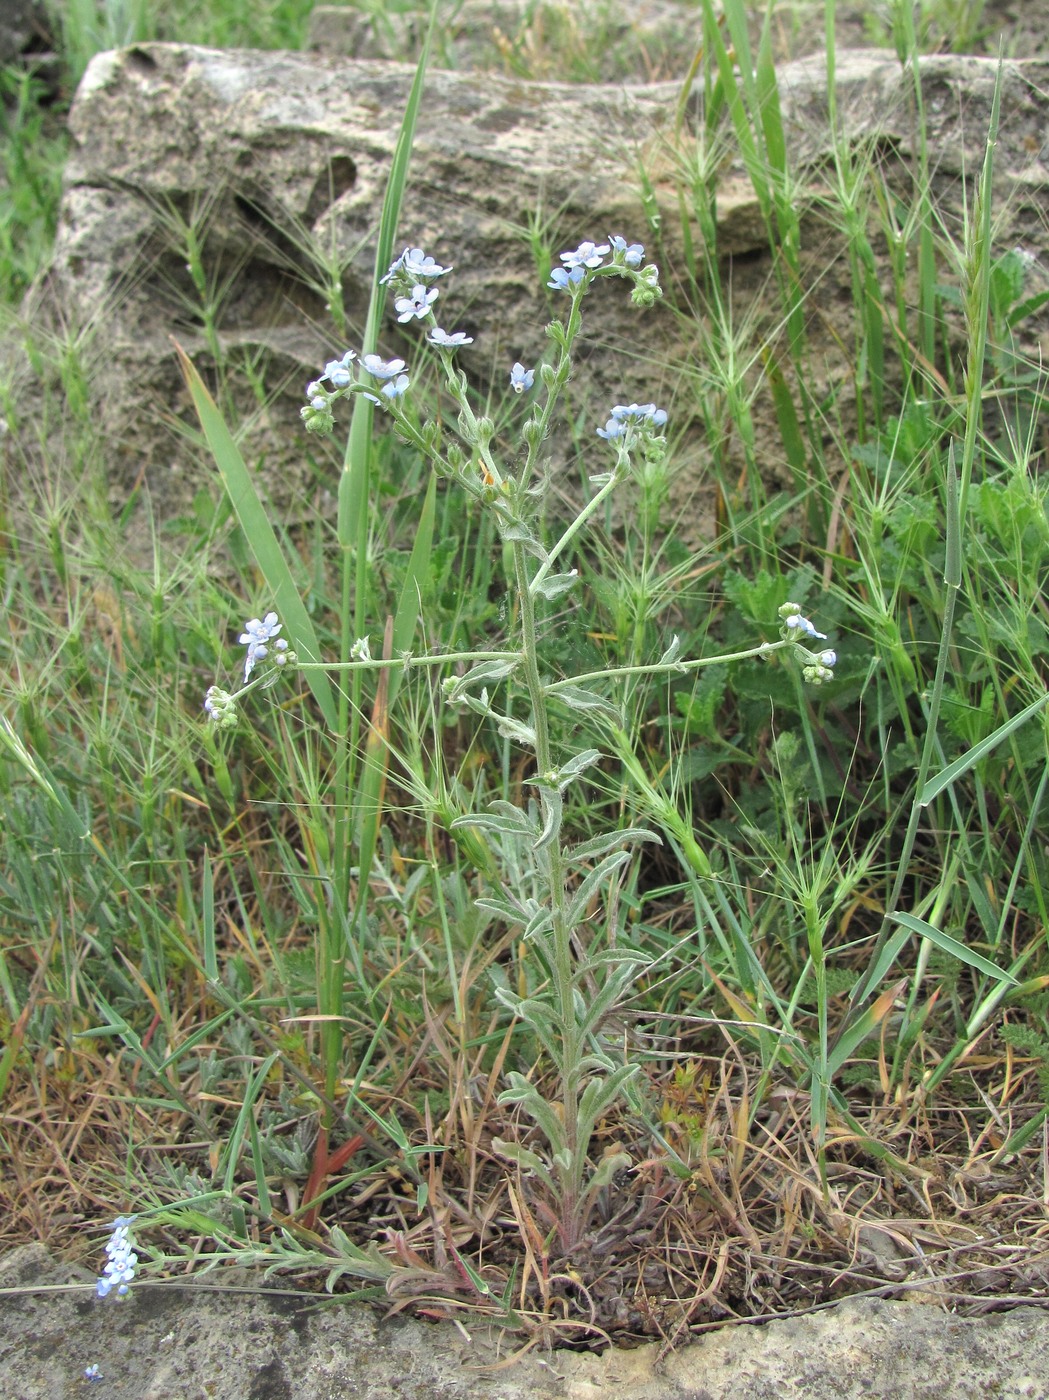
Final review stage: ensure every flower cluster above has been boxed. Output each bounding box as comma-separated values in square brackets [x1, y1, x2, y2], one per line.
[302, 237, 662, 437]
[596, 401, 668, 442]
[302, 247, 482, 434]
[240, 612, 292, 682]
[96, 1215, 138, 1300]
[380, 246, 452, 287]
[779, 602, 837, 685]
[204, 685, 237, 729]
[203, 612, 298, 725]
[546, 234, 660, 304]
[302, 348, 418, 432]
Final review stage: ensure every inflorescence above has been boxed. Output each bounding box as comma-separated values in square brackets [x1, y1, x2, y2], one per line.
[95, 1215, 138, 1300]
[779, 602, 837, 685]
[202, 238, 837, 723]
[203, 612, 298, 727]
[300, 235, 663, 439]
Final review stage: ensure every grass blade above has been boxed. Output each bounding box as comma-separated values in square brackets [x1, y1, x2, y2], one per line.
[888, 912, 1018, 984]
[920, 690, 1049, 806]
[173, 342, 338, 731]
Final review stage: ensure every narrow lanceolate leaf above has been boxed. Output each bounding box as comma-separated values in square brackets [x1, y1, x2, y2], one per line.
[174, 342, 337, 732]
[658, 634, 685, 669]
[443, 657, 518, 704]
[577, 1064, 641, 1139]
[451, 808, 537, 838]
[827, 978, 908, 1077]
[545, 683, 621, 722]
[532, 784, 563, 851]
[498, 1072, 568, 1152]
[490, 1139, 556, 1193]
[564, 849, 632, 928]
[473, 894, 532, 925]
[532, 570, 579, 601]
[553, 748, 604, 788]
[565, 826, 660, 866]
[495, 714, 537, 748]
[522, 905, 554, 942]
[888, 913, 1018, 985]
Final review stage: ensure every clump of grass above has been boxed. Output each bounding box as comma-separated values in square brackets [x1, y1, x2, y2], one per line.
[0, 68, 67, 305]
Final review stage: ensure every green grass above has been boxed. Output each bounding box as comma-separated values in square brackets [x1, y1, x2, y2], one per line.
[2, 0, 1047, 1335]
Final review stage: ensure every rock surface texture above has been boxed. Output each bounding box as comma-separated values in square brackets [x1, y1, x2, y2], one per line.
[2, 1244, 1048, 1400]
[35, 42, 1049, 530]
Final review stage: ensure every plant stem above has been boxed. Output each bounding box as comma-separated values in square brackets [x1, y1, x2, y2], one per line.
[512, 537, 582, 1243]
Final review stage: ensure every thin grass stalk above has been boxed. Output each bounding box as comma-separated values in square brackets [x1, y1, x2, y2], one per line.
[832, 64, 1003, 1053]
[833, 440, 962, 1044]
[892, 0, 938, 368]
[327, 4, 438, 1101]
[825, 0, 885, 439]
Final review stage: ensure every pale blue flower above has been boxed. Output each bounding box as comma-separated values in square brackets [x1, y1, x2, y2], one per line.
[609, 402, 667, 428]
[404, 247, 451, 279]
[596, 417, 628, 440]
[609, 235, 645, 267]
[323, 350, 356, 387]
[598, 402, 668, 438]
[382, 247, 451, 284]
[547, 266, 585, 292]
[560, 240, 609, 269]
[84, 1364, 103, 1382]
[239, 612, 283, 682]
[361, 354, 407, 380]
[381, 374, 410, 399]
[509, 362, 534, 393]
[96, 1215, 138, 1300]
[783, 611, 827, 641]
[428, 327, 473, 348]
[394, 284, 439, 321]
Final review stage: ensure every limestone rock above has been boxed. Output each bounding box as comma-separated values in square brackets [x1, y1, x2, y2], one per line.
[2, 1244, 1048, 1400]
[31, 43, 1049, 531]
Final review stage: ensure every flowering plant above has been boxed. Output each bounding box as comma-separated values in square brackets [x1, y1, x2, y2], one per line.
[197, 236, 836, 1249]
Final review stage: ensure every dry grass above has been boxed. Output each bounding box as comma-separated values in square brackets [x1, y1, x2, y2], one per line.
[5, 975, 1047, 1346]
